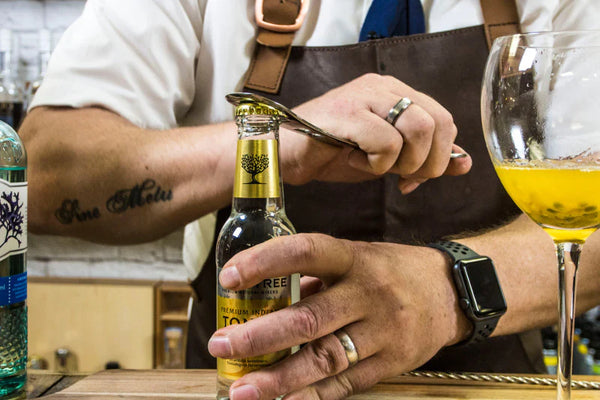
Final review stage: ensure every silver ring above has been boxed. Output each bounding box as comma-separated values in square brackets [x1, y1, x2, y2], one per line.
[385, 97, 413, 126]
[334, 329, 359, 367]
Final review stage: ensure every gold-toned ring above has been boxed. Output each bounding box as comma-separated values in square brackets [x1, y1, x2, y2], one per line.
[385, 97, 413, 126]
[334, 329, 359, 367]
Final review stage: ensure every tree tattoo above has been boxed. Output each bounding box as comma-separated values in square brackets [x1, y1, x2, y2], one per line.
[241, 154, 269, 184]
[0, 191, 24, 247]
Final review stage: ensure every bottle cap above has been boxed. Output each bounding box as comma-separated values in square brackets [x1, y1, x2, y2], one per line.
[235, 102, 285, 117]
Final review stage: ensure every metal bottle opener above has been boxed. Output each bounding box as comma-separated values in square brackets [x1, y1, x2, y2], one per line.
[226, 92, 467, 158]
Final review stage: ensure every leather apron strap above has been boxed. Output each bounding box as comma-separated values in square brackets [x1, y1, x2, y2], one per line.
[480, 0, 521, 49]
[245, 0, 520, 94]
[244, 0, 307, 94]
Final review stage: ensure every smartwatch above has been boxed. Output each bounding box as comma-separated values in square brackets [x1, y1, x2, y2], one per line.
[428, 240, 507, 346]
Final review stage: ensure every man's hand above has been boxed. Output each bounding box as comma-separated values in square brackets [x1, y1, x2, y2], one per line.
[280, 73, 472, 193]
[208, 234, 470, 400]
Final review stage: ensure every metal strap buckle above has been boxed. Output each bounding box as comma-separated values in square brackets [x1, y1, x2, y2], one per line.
[255, 0, 310, 33]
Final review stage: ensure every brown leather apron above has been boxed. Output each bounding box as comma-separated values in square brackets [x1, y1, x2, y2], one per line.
[187, 17, 546, 374]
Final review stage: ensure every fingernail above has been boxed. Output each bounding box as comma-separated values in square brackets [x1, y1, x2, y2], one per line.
[220, 266, 240, 288]
[208, 336, 232, 357]
[231, 384, 260, 400]
[399, 181, 420, 194]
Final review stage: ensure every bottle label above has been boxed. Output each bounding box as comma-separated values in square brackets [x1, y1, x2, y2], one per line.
[0, 271, 26, 306]
[0, 178, 27, 261]
[217, 268, 292, 380]
[233, 139, 281, 198]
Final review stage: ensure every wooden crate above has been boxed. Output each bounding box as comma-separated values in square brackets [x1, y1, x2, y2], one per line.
[28, 277, 155, 373]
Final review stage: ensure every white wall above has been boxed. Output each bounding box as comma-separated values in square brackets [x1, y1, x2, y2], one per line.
[2, 0, 189, 281]
[0, 0, 86, 79]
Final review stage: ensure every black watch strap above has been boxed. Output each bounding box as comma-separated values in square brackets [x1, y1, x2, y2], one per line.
[428, 240, 480, 263]
[428, 240, 502, 347]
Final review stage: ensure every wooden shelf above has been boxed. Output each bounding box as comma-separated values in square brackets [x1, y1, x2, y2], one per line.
[154, 282, 192, 369]
[159, 312, 188, 322]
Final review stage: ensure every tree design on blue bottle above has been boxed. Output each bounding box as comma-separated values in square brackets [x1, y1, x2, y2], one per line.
[241, 154, 269, 184]
[0, 192, 24, 247]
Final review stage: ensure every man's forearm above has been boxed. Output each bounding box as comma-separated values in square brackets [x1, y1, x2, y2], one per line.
[20, 106, 237, 244]
[458, 214, 600, 337]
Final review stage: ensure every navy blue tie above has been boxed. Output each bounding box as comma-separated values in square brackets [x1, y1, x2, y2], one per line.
[359, 0, 425, 41]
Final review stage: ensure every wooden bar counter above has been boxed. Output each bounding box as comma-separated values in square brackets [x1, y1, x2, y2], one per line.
[26, 369, 600, 399]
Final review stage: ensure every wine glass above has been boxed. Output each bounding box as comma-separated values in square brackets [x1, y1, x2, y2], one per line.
[482, 31, 600, 400]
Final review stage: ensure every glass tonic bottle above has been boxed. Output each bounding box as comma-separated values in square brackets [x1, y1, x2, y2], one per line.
[216, 102, 299, 399]
[0, 120, 27, 399]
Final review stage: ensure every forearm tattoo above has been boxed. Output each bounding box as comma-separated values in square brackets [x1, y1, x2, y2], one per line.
[55, 179, 173, 224]
[55, 200, 101, 224]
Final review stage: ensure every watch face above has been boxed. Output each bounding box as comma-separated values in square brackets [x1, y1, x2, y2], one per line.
[460, 258, 507, 318]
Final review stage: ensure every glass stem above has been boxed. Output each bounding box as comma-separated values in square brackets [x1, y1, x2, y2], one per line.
[556, 241, 582, 400]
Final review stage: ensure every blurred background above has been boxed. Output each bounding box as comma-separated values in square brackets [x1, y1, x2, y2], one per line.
[1, 0, 191, 376]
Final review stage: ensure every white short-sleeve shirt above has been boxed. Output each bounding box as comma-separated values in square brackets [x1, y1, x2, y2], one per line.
[30, 0, 599, 279]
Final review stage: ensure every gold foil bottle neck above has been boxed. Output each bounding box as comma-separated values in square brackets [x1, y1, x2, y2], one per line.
[233, 139, 281, 198]
[235, 102, 285, 117]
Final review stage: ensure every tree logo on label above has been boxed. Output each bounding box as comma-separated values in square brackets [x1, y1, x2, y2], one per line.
[241, 154, 269, 184]
[0, 192, 24, 248]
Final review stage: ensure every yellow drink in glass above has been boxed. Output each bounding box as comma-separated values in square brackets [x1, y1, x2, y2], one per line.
[494, 162, 600, 243]
[482, 31, 600, 400]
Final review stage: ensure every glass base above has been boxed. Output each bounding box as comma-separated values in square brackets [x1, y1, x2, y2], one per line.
[0, 370, 26, 399]
[217, 375, 233, 400]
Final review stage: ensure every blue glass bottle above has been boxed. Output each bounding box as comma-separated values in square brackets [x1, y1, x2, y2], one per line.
[0, 120, 27, 399]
